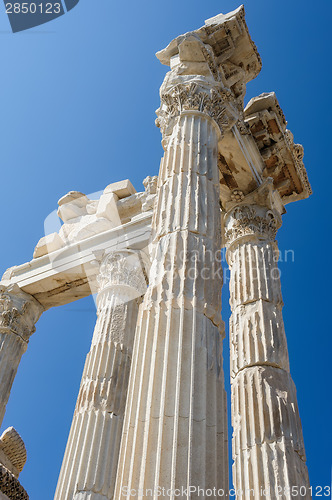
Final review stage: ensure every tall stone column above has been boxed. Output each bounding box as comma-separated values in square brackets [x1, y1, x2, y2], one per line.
[54, 251, 147, 500]
[0, 284, 43, 426]
[115, 39, 236, 499]
[224, 192, 311, 499]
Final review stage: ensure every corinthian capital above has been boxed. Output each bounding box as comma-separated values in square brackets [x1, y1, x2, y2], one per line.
[156, 81, 238, 139]
[223, 179, 283, 249]
[97, 250, 147, 299]
[0, 284, 43, 342]
[224, 204, 281, 250]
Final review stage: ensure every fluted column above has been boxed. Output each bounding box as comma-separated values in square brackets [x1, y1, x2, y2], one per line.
[224, 202, 311, 499]
[54, 251, 147, 500]
[114, 68, 236, 496]
[0, 284, 43, 426]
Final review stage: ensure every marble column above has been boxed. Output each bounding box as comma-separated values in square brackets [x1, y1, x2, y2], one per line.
[224, 199, 311, 499]
[114, 47, 236, 498]
[54, 251, 147, 500]
[0, 284, 43, 426]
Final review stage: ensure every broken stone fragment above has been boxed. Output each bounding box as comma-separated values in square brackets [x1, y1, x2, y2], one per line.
[57, 190, 89, 208]
[104, 179, 136, 199]
[60, 215, 117, 243]
[33, 232, 65, 259]
[142, 176, 158, 212]
[57, 191, 90, 223]
[32, 181, 140, 259]
[96, 191, 121, 226]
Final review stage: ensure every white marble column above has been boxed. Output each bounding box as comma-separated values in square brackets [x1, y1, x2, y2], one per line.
[54, 251, 147, 500]
[114, 54, 235, 496]
[224, 201, 311, 499]
[0, 284, 43, 427]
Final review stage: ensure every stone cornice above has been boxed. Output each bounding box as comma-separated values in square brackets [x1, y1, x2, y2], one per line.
[244, 92, 312, 204]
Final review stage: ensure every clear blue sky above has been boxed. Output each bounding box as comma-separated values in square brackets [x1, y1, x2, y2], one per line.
[0, 1, 331, 498]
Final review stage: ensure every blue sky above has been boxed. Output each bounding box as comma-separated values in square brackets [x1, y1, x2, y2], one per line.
[0, 0, 331, 498]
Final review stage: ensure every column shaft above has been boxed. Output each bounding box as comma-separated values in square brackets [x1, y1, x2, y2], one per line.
[55, 252, 146, 500]
[0, 284, 43, 427]
[115, 113, 228, 498]
[0, 334, 27, 426]
[225, 204, 310, 499]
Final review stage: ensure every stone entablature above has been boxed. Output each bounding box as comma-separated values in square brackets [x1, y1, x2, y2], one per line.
[1, 210, 152, 311]
[244, 92, 312, 204]
[156, 5, 261, 103]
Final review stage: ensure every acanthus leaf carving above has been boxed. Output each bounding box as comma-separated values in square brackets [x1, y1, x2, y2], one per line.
[156, 82, 237, 138]
[97, 251, 147, 297]
[224, 205, 281, 248]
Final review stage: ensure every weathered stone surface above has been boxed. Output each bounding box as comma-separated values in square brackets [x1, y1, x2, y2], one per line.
[57, 188, 121, 245]
[114, 12, 247, 492]
[104, 179, 136, 199]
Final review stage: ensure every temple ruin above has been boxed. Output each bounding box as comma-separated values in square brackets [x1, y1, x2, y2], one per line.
[0, 6, 311, 499]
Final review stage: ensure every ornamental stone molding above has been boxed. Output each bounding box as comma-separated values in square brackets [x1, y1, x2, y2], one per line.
[244, 92, 312, 204]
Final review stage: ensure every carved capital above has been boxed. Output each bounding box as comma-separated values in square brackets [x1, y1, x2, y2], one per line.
[97, 251, 147, 298]
[224, 204, 281, 249]
[0, 427, 27, 477]
[0, 284, 43, 342]
[156, 82, 238, 139]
